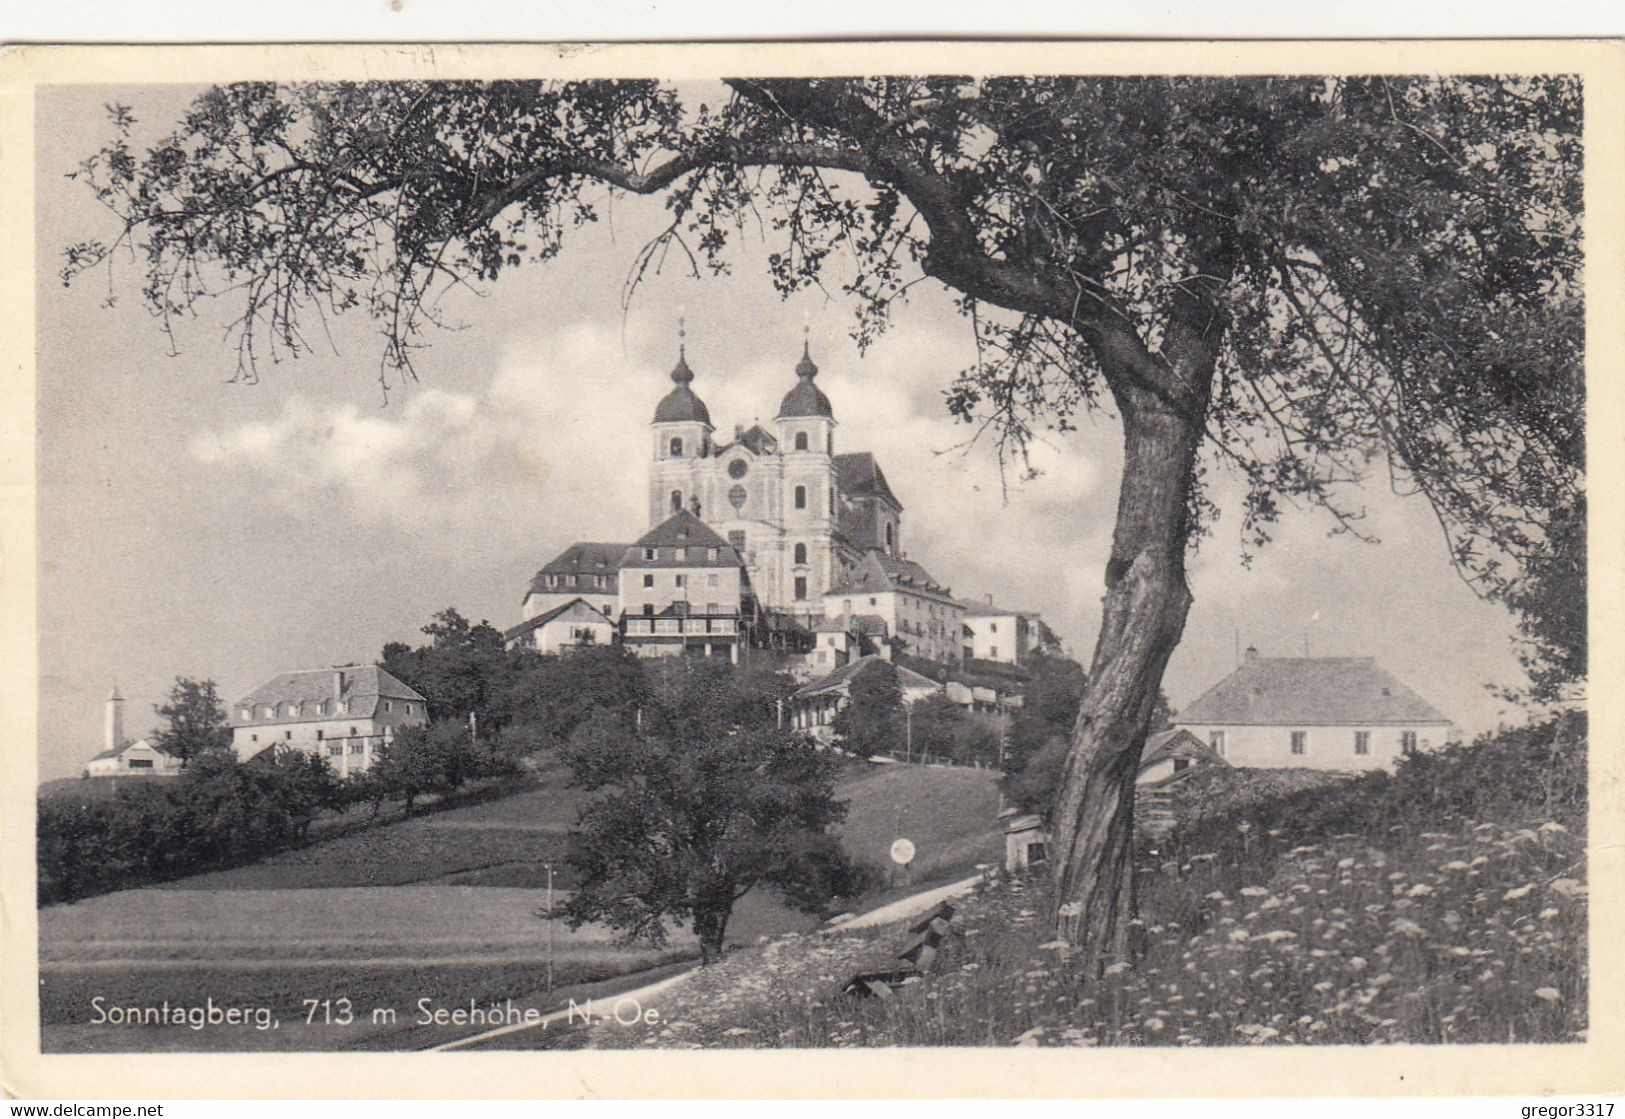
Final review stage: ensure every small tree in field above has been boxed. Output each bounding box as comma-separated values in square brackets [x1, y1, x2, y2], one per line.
[153, 677, 232, 768]
[831, 661, 903, 757]
[561, 663, 861, 964]
[371, 723, 465, 811]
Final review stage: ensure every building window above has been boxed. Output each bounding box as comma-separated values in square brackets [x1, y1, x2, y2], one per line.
[240, 707, 251, 721]
[827, 431, 833, 454]
[707, 602, 720, 615]
[671, 490, 683, 514]
[251, 734, 258, 743]
[644, 547, 656, 560]
[830, 488, 836, 514]
[316, 730, 324, 741]
[990, 645, 998, 659]
[869, 597, 877, 606]
[707, 574, 719, 587]
[1290, 730, 1308, 756]
[1209, 731, 1225, 756]
[843, 599, 852, 612]
[794, 485, 807, 510]
[675, 574, 686, 588]
[669, 437, 683, 457]
[349, 742, 364, 755]
[349, 726, 358, 736]
[328, 745, 342, 757]
[795, 431, 808, 451]
[1354, 731, 1370, 756]
[885, 523, 894, 549]
[643, 574, 654, 588]
[285, 731, 293, 741]
[1401, 730, 1418, 755]
[708, 547, 718, 561]
[794, 543, 807, 565]
[643, 603, 654, 616]
[728, 530, 746, 551]
[794, 576, 808, 600]
[128, 758, 153, 769]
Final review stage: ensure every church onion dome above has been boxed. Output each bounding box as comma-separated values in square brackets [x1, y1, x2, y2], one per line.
[653, 349, 713, 426]
[776, 343, 834, 420]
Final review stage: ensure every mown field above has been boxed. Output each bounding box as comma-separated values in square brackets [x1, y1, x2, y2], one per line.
[39, 761, 1003, 1051]
[592, 716, 1588, 1048]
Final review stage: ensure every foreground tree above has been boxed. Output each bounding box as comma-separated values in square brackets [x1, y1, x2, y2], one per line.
[561, 662, 863, 964]
[152, 676, 232, 768]
[67, 75, 1583, 969]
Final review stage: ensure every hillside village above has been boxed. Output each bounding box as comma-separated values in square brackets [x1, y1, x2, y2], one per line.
[83, 339, 1457, 789]
[79, 336, 1462, 789]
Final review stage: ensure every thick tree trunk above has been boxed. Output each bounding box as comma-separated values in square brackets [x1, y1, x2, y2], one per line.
[693, 886, 733, 966]
[1048, 353, 1211, 973]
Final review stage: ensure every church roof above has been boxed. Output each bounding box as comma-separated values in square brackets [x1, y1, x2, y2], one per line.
[777, 344, 835, 419]
[230, 665, 424, 727]
[653, 350, 713, 426]
[624, 511, 743, 567]
[1175, 656, 1451, 727]
[834, 452, 902, 511]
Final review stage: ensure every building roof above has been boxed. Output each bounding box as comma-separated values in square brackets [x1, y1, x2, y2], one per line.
[776, 344, 834, 419]
[504, 597, 614, 641]
[834, 452, 902, 511]
[960, 598, 1041, 620]
[793, 654, 941, 700]
[1140, 728, 1223, 770]
[87, 737, 169, 763]
[230, 665, 425, 727]
[1175, 656, 1451, 728]
[826, 550, 955, 601]
[623, 511, 744, 568]
[526, 541, 627, 597]
[653, 350, 713, 426]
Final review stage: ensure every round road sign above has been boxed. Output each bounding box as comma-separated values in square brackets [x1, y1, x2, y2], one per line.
[890, 838, 916, 866]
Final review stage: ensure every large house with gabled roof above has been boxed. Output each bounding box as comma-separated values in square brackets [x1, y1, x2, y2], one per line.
[520, 541, 624, 622]
[1173, 648, 1453, 772]
[229, 664, 427, 777]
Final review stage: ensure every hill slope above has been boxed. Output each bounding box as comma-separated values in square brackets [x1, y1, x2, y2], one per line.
[592, 716, 1588, 1048]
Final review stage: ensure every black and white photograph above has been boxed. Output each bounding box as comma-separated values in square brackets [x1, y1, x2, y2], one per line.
[1, 39, 1618, 1098]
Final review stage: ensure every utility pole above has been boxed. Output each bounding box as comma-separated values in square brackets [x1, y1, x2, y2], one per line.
[544, 862, 556, 993]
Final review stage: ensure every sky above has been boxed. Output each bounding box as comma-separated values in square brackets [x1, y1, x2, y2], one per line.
[31, 82, 1536, 782]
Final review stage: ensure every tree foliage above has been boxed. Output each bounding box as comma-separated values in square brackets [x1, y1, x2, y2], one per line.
[830, 660, 903, 757]
[380, 608, 508, 727]
[152, 676, 232, 767]
[560, 659, 862, 964]
[38, 749, 345, 903]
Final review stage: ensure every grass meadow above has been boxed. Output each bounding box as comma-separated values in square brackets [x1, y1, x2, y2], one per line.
[39, 762, 1004, 1051]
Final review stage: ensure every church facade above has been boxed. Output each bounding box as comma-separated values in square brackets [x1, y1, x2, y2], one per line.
[647, 341, 903, 628]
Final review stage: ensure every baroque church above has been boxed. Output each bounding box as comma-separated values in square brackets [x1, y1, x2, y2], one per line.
[511, 332, 1051, 676]
[647, 338, 903, 625]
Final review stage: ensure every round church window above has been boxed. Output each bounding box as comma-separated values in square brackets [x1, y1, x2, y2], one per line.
[728, 484, 748, 511]
[728, 458, 749, 479]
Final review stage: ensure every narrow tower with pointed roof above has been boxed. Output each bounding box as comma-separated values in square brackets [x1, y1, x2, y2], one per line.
[649, 323, 716, 525]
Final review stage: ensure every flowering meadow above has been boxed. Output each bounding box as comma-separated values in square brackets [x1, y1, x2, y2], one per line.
[594, 713, 1587, 1048]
